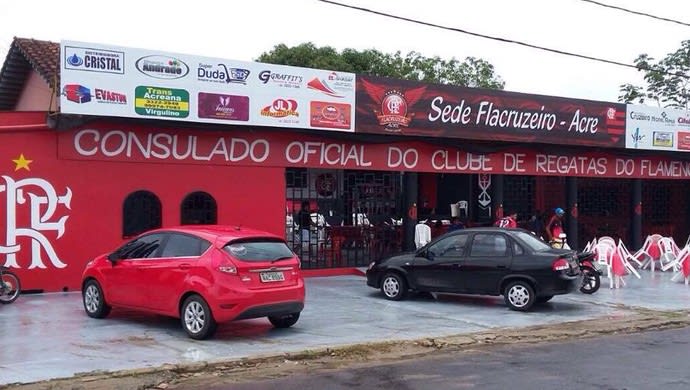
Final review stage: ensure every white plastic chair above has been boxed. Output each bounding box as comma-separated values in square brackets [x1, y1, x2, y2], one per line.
[414, 223, 431, 249]
[594, 242, 613, 279]
[671, 246, 690, 285]
[616, 240, 641, 279]
[617, 240, 643, 268]
[637, 235, 661, 271]
[659, 237, 680, 272]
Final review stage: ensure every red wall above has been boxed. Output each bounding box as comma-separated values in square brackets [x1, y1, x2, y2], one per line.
[1, 113, 284, 292]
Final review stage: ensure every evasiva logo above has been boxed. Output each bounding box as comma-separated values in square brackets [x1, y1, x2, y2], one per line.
[135, 55, 190, 79]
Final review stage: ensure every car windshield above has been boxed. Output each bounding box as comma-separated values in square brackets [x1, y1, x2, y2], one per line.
[514, 231, 552, 252]
[223, 238, 294, 262]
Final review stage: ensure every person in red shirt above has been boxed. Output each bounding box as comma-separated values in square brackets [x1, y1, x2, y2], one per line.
[545, 207, 565, 243]
[495, 211, 518, 228]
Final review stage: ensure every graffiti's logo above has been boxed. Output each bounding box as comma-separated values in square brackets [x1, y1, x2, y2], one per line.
[1, 155, 71, 269]
[360, 78, 426, 132]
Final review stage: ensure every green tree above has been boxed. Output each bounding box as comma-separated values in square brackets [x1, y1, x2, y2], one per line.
[619, 40, 690, 110]
[257, 42, 505, 89]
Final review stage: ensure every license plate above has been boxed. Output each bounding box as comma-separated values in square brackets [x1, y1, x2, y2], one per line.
[260, 271, 285, 282]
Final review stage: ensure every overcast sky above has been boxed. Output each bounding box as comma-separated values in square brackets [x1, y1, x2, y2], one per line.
[1, 0, 688, 104]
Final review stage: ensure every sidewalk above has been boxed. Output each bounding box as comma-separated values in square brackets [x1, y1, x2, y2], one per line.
[3, 271, 690, 385]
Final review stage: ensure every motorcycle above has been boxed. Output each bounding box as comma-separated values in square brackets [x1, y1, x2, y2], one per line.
[576, 251, 601, 294]
[0, 266, 21, 304]
[550, 233, 601, 294]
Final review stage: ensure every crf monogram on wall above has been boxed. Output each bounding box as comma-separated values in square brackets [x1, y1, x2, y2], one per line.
[1, 155, 72, 269]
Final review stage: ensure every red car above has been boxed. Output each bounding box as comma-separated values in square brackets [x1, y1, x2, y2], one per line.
[81, 225, 305, 339]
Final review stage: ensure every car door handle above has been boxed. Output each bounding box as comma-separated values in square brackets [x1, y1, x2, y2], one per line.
[178, 264, 191, 270]
[497, 265, 507, 269]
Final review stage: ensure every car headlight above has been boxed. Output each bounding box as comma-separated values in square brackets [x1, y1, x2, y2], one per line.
[367, 261, 376, 271]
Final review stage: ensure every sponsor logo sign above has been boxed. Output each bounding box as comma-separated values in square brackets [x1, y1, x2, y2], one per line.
[307, 72, 354, 98]
[198, 93, 249, 121]
[260, 98, 299, 123]
[258, 70, 302, 89]
[134, 86, 189, 118]
[626, 104, 690, 151]
[653, 131, 673, 147]
[357, 76, 625, 147]
[309, 101, 351, 129]
[60, 41, 355, 131]
[678, 132, 690, 150]
[197, 63, 250, 84]
[62, 84, 92, 103]
[63, 46, 124, 74]
[136, 55, 190, 79]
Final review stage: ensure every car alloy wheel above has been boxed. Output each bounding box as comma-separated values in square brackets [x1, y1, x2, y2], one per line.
[181, 295, 217, 340]
[381, 272, 407, 301]
[82, 280, 111, 318]
[504, 281, 535, 311]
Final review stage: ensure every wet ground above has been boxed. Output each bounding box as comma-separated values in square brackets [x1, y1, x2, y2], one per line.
[2, 270, 690, 385]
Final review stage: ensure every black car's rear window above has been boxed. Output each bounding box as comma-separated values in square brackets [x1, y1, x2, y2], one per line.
[514, 231, 552, 252]
[223, 238, 294, 262]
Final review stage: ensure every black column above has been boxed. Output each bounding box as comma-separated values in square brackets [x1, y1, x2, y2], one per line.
[566, 177, 578, 250]
[492, 174, 504, 220]
[403, 172, 418, 251]
[632, 179, 642, 249]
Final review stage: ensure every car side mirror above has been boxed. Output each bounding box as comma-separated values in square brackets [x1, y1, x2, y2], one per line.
[107, 253, 119, 262]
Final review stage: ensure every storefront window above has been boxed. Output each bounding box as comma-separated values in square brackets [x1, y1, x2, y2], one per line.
[122, 190, 162, 238]
[181, 191, 217, 225]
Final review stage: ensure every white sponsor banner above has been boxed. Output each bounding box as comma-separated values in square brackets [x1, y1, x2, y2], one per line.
[59, 41, 355, 132]
[626, 104, 690, 151]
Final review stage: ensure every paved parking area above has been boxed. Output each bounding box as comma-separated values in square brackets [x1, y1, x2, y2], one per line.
[2, 271, 690, 385]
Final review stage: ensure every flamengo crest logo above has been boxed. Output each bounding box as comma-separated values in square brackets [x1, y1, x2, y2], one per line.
[360, 78, 426, 132]
[1, 155, 72, 269]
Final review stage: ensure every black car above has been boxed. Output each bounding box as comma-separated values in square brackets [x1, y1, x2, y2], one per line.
[366, 227, 581, 311]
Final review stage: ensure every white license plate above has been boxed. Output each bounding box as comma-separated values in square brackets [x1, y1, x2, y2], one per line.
[260, 271, 285, 282]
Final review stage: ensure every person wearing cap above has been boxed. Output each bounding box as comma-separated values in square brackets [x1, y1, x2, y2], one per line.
[546, 207, 565, 243]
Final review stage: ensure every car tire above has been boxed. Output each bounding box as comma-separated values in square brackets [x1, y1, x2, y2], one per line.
[268, 312, 300, 328]
[181, 295, 217, 340]
[82, 279, 111, 318]
[504, 281, 536, 311]
[381, 272, 408, 301]
[536, 295, 553, 304]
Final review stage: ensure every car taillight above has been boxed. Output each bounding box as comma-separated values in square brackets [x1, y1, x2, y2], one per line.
[218, 260, 238, 274]
[552, 259, 570, 272]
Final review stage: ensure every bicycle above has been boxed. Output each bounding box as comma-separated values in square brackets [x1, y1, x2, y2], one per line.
[0, 266, 21, 304]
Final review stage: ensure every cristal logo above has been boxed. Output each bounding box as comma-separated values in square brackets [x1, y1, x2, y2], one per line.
[66, 54, 84, 66]
[1, 175, 72, 270]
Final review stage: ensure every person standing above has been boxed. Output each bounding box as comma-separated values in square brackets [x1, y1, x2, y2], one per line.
[297, 201, 315, 249]
[545, 207, 565, 243]
[494, 211, 518, 228]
